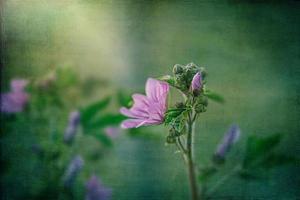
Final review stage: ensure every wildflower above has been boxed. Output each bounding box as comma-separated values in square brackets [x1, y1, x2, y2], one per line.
[104, 126, 121, 138]
[64, 111, 81, 144]
[62, 155, 84, 188]
[191, 72, 202, 95]
[214, 125, 240, 160]
[0, 79, 29, 113]
[10, 79, 28, 92]
[120, 78, 169, 128]
[85, 175, 112, 200]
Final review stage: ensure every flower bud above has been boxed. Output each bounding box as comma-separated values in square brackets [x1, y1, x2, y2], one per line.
[195, 103, 207, 113]
[175, 74, 187, 90]
[173, 64, 184, 74]
[198, 95, 208, 107]
[191, 72, 203, 95]
[166, 135, 176, 144]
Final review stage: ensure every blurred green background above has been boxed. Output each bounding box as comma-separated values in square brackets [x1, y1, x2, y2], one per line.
[1, 0, 300, 199]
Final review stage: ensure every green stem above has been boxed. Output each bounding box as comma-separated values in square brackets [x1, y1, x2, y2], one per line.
[186, 114, 199, 200]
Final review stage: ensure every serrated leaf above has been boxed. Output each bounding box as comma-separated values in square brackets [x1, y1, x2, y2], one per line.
[164, 108, 186, 125]
[204, 89, 225, 104]
[80, 97, 111, 125]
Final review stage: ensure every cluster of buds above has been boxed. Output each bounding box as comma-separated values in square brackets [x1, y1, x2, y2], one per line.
[163, 63, 209, 144]
[172, 63, 207, 94]
[172, 63, 208, 114]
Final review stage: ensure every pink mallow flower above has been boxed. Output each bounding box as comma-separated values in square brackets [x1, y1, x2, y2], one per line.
[120, 78, 169, 129]
[0, 79, 29, 113]
[191, 72, 202, 95]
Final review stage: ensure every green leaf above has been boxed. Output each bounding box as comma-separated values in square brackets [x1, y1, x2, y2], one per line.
[117, 90, 132, 107]
[204, 89, 225, 104]
[80, 97, 111, 125]
[164, 108, 186, 125]
[93, 132, 113, 147]
[242, 133, 282, 168]
[88, 114, 126, 129]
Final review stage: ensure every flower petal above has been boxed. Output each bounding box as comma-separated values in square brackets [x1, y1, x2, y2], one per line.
[146, 78, 169, 103]
[120, 119, 145, 129]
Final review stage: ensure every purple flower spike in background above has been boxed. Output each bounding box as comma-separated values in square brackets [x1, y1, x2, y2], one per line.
[191, 72, 202, 95]
[62, 155, 84, 188]
[120, 78, 169, 128]
[64, 111, 81, 144]
[0, 79, 29, 114]
[85, 175, 112, 200]
[214, 124, 240, 160]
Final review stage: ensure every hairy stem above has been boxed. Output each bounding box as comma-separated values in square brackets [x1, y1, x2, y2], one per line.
[186, 114, 199, 200]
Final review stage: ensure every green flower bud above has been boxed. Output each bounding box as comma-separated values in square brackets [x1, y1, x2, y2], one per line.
[184, 63, 200, 89]
[198, 95, 208, 107]
[186, 62, 198, 68]
[195, 103, 207, 113]
[173, 64, 184, 75]
[166, 135, 176, 144]
[175, 74, 188, 90]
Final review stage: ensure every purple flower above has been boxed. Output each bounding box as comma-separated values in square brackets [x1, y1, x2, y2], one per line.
[214, 125, 240, 159]
[120, 78, 169, 129]
[64, 111, 81, 144]
[104, 126, 121, 139]
[85, 175, 112, 200]
[0, 79, 29, 113]
[191, 72, 202, 94]
[62, 155, 84, 188]
[10, 79, 28, 92]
